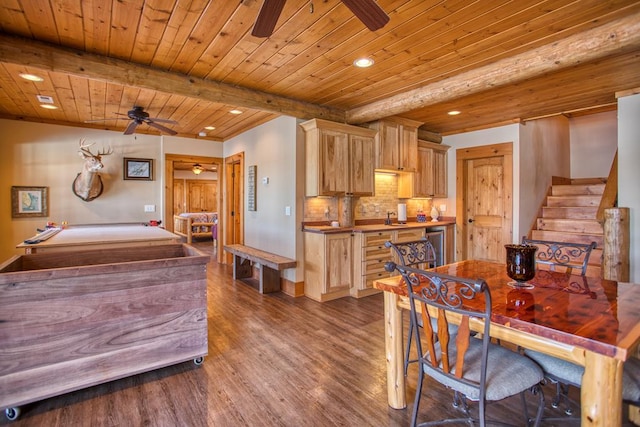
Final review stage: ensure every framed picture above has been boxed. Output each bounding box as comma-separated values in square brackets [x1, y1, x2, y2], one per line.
[124, 158, 153, 180]
[11, 186, 49, 218]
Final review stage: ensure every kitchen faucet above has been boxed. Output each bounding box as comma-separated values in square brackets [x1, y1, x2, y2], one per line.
[385, 211, 396, 225]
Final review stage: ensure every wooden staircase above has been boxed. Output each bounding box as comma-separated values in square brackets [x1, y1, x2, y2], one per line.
[529, 178, 605, 277]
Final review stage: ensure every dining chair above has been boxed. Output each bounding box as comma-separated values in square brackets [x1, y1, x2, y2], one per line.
[521, 237, 597, 276]
[524, 349, 640, 421]
[384, 238, 440, 376]
[521, 236, 597, 413]
[385, 261, 545, 427]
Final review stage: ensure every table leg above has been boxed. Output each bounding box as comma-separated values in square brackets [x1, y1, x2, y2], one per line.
[383, 291, 406, 409]
[581, 350, 623, 426]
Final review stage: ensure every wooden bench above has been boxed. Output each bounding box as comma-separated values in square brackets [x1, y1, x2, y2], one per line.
[223, 244, 297, 293]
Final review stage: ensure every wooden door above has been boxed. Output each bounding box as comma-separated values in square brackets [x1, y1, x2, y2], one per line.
[376, 120, 400, 170]
[187, 180, 217, 212]
[399, 124, 417, 172]
[224, 153, 243, 263]
[319, 128, 349, 195]
[456, 143, 513, 263]
[348, 133, 374, 196]
[415, 146, 433, 197]
[433, 149, 447, 197]
[325, 233, 352, 294]
[173, 180, 185, 214]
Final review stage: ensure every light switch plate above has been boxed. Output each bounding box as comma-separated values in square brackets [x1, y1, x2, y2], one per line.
[144, 204, 156, 212]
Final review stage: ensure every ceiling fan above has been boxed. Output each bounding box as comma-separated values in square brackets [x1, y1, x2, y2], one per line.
[252, 0, 390, 38]
[85, 106, 178, 135]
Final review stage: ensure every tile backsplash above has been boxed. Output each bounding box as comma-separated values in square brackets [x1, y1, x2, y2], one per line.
[303, 173, 439, 223]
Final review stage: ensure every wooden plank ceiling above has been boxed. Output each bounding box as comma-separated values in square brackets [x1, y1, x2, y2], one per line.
[0, 0, 639, 141]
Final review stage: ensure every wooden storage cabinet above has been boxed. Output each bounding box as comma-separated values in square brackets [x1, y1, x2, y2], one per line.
[352, 228, 425, 298]
[0, 244, 209, 414]
[352, 231, 392, 298]
[369, 116, 422, 172]
[304, 232, 352, 302]
[411, 141, 450, 198]
[301, 119, 376, 197]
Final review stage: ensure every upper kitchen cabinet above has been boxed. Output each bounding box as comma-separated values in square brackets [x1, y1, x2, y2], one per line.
[413, 140, 450, 198]
[368, 117, 422, 172]
[301, 119, 376, 197]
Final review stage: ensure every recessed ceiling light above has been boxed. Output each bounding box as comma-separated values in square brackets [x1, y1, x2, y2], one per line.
[448, 110, 461, 116]
[19, 73, 44, 82]
[229, 109, 243, 115]
[353, 57, 374, 68]
[204, 126, 216, 130]
[40, 104, 58, 110]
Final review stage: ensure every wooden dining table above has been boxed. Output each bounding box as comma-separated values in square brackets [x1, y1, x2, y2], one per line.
[373, 259, 640, 427]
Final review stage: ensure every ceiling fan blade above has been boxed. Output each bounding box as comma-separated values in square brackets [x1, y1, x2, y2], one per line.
[341, 0, 389, 31]
[124, 120, 139, 135]
[148, 117, 178, 125]
[146, 120, 178, 135]
[252, 0, 286, 37]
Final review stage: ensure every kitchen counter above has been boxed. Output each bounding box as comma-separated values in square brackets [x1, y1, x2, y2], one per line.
[303, 219, 455, 234]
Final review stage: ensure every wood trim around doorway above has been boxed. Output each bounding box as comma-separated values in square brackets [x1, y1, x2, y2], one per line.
[455, 142, 513, 262]
[165, 153, 223, 263]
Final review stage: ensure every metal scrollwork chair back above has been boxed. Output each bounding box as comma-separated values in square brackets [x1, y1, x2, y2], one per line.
[521, 237, 596, 276]
[384, 238, 438, 375]
[385, 261, 545, 427]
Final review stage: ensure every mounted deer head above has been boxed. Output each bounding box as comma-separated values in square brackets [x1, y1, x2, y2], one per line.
[72, 139, 113, 201]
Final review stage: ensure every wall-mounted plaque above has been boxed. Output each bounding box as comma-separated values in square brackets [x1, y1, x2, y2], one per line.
[248, 165, 256, 211]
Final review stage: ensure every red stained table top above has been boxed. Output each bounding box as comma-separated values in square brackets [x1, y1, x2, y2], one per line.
[374, 260, 640, 360]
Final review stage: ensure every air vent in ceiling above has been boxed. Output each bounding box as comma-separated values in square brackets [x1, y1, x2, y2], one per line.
[36, 95, 54, 104]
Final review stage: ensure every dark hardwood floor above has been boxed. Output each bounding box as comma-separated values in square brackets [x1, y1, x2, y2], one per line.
[2, 240, 636, 426]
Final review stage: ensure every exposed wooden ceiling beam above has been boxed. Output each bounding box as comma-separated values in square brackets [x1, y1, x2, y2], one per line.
[0, 34, 345, 123]
[346, 12, 640, 124]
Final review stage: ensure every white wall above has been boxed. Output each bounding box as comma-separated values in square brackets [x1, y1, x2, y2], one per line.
[618, 93, 640, 281]
[519, 116, 571, 237]
[223, 116, 303, 282]
[0, 120, 221, 261]
[570, 110, 617, 179]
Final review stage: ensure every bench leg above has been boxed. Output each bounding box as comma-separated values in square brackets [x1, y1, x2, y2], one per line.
[260, 266, 281, 294]
[233, 255, 252, 280]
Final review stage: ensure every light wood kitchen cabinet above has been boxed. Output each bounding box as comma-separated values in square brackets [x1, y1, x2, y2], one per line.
[352, 227, 426, 298]
[301, 119, 376, 197]
[368, 116, 422, 172]
[304, 232, 353, 302]
[401, 141, 449, 198]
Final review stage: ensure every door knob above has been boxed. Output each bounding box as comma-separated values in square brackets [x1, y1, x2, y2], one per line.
[468, 218, 474, 223]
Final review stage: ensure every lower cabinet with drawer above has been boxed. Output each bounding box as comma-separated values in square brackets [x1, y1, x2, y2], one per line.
[352, 228, 426, 298]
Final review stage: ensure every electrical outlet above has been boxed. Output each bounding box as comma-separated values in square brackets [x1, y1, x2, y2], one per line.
[440, 204, 447, 213]
[285, 206, 291, 216]
[144, 204, 156, 213]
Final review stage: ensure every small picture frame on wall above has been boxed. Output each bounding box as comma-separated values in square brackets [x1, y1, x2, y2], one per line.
[11, 186, 49, 218]
[124, 158, 153, 181]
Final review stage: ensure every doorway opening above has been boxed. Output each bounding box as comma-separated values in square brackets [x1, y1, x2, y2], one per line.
[456, 142, 513, 263]
[165, 154, 223, 263]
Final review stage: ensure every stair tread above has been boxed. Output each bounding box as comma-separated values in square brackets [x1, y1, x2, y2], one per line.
[551, 184, 605, 196]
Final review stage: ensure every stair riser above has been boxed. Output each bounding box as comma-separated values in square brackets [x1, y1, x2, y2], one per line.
[546, 196, 601, 207]
[530, 230, 603, 247]
[542, 207, 598, 219]
[551, 184, 605, 196]
[536, 219, 603, 234]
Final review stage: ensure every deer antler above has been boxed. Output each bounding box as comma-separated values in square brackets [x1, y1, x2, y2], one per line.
[78, 139, 112, 157]
[97, 146, 113, 156]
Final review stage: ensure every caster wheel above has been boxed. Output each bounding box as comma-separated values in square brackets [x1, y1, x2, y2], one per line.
[5, 407, 20, 421]
[193, 356, 204, 366]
